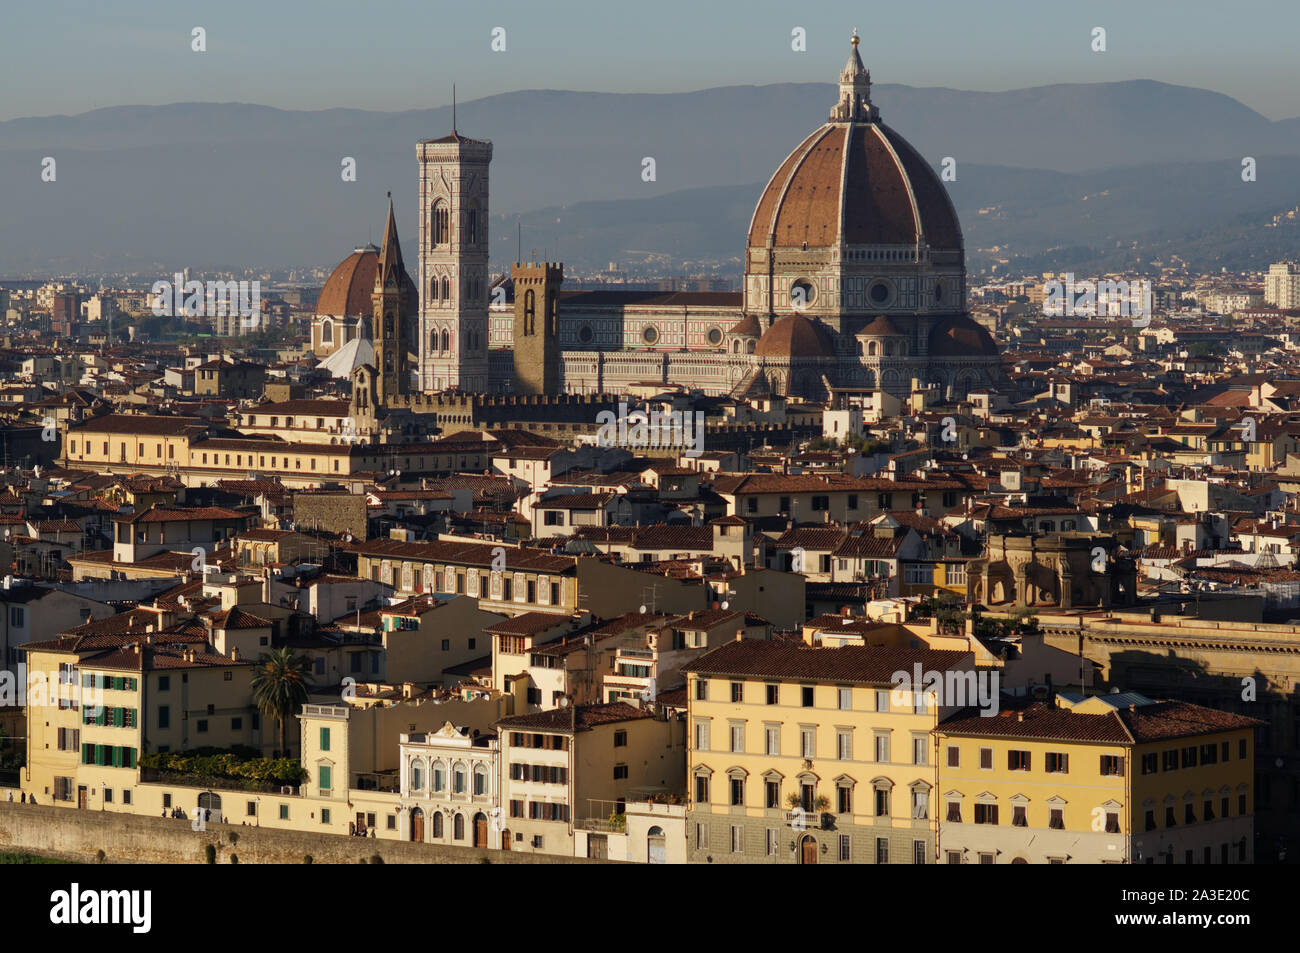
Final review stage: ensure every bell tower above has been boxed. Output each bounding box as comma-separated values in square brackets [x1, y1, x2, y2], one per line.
[372, 195, 411, 406]
[418, 127, 492, 393]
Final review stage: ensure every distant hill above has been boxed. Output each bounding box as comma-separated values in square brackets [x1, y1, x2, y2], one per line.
[509, 156, 1300, 276]
[1, 81, 1297, 274]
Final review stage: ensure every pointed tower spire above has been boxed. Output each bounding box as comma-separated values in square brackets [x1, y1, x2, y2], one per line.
[830, 29, 877, 122]
[377, 191, 405, 285]
[372, 193, 411, 405]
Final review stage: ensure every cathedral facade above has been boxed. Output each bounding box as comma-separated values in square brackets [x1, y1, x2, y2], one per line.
[315, 33, 999, 406]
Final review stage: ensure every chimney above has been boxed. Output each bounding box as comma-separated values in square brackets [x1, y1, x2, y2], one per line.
[230, 646, 241, 661]
[734, 629, 744, 642]
[1016, 711, 1024, 722]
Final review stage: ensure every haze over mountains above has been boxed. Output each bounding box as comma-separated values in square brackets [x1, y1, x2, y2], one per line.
[2, 80, 1298, 277]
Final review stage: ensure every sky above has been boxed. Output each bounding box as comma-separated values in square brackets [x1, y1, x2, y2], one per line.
[1, 0, 1297, 122]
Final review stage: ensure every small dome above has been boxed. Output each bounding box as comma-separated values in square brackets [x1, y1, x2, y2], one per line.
[858, 314, 905, 337]
[928, 316, 998, 357]
[727, 313, 762, 337]
[755, 314, 835, 358]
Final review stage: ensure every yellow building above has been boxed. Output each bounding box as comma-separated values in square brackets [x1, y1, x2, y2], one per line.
[936, 692, 1258, 864]
[496, 702, 687, 858]
[21, 618, 261, 810]
[60, 414, 493, 489]
[682, 638, 977, 864]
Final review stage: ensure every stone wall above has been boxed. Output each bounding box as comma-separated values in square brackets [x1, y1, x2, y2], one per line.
[0, 803, 610, 864]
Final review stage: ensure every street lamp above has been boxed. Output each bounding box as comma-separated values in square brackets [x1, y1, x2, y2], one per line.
[254, 796, 261, 827]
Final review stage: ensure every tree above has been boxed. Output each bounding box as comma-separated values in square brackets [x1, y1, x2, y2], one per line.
[249, 647, 311, 757]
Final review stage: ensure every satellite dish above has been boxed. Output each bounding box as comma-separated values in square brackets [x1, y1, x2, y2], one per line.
[721, 601, 730, 610]
[639, 605, 647, 613]
[558, 696, 570, 708]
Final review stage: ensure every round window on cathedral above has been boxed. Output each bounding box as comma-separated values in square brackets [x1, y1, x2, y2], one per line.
[706, 327, 723, 346]
[868, 280, 894, 306]
[642, 326, 659, 345]
[577, 324, 594, 345]
[790, 279, 815, 310]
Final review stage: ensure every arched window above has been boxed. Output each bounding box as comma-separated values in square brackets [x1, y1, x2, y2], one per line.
[411, 760, 424, 790]
[432, 760, 445, 792]
[441, 329, 450, 352]
[430, 330, 438, 351]
[473, 764, 488, 796]
[441, 277, 450, 301]
[453, 765, 467, 794]
[524, 289, 536, 335]
[432, 811, 443, 838]
[432, 201, 449, 245]
[466, 209, 478, 245]
[732, 340, 740, 353]
[321, 320, 333, 344]
[453, 813, 465, 840]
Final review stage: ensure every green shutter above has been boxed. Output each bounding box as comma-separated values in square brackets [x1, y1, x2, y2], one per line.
[81, 743, 92, 765]
[319, 766, 331, 791]
[320, 727, 330, 751]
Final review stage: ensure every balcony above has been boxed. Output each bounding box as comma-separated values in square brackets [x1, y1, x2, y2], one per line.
[784, 810, 832, 830]
[618, 648, 655, 660]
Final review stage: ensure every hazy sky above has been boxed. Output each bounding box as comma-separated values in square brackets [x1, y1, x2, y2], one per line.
[2, 0, 1297, 122]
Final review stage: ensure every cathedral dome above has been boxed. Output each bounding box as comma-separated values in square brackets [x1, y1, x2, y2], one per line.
[317, 244, 416, 318]
[755, 314, 835, 358]
[928, 315, 998, 357]
[746, 35, 961, 253]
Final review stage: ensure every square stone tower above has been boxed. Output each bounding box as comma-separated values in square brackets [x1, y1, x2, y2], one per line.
[511, 261, 563, 394]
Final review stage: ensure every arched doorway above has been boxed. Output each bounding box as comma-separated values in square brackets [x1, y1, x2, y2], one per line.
[473, 812, 488, 848]
[198, 792, 222, 824]
[647, 826, 666, 864]
[410, 807, 424, 842]
[800, 834, 818, 865]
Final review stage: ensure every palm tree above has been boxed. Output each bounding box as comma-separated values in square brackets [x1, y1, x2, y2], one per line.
[250, 647, 311, 757]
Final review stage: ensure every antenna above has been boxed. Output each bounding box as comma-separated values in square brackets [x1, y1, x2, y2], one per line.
[452, 84, 456, 134]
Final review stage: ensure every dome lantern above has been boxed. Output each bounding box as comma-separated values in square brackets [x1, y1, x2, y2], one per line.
[831, 30, 877, 123]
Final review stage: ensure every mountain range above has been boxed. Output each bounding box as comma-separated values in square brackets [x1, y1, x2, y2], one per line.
[1, 80, 1297, 276]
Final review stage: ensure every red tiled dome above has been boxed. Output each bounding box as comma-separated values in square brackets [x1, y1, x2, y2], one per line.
[755, 314, 835, 358]
[928, 316, 998, 356]
[317, 245, 416, 318]
[748, 121, 962, 252]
